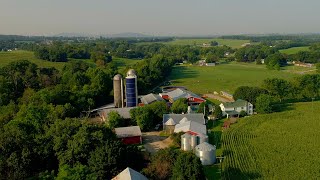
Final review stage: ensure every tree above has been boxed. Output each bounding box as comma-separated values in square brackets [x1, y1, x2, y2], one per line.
[171, 98, 188, 114]
[107, 111, 123, 129]
[197, 102, 209, 116]
[56, 164, 96, 180]
[147, 101, 168, 125]
[233, 86, 268, 106]
[256, 94, 274, 114]
[265, 53, 287, 70]
[239, 110, 247, 117]
[143, 148, 179, 180]
[171, 152, 205, 180]
[210, 41, 219, 46]
[213, 105, 223, 119]
[262, 78, 293, 102]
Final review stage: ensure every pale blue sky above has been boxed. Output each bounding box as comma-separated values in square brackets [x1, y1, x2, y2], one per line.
[0, 0, 319, 36]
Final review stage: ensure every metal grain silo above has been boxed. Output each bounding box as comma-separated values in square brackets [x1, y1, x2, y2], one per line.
[181, 133, 191, 151]
[190, 134, 197, 149]
[113, 74, 124, 108]
[125, 69, 138, 107]
[195, 142, 216, 165]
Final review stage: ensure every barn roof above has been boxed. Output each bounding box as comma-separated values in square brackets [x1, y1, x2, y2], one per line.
[174, 121, 207, 135]
[98, 107, 135, 119]
[163, 88, 205, 102]
[163, 114, 206, 125]
[112, 167, 148, 180]
[140, 93, 164, 105]
[115, 126, 142, 138]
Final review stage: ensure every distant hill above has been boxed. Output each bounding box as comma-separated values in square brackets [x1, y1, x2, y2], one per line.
[106, 32, 149, 38]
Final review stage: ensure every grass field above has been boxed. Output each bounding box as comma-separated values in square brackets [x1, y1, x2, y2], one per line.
[169, 62, 304, 95]
[0, 50, 142, 72]
[221, 101, 320, 179]
[161, 38, 251, 49]
[279, 46, 310, 55]
[0, 50, 66, 70]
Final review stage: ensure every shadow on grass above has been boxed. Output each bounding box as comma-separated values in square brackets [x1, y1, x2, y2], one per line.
[223, 167, 262, 180]
[170, 66, 200, 80]
[272, 103, 295, 112]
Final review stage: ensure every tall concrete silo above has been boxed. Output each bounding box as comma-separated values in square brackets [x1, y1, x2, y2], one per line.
[125, 69, 138, 107]
[113, 74, 124, 108]
[195, 142, 216, 165]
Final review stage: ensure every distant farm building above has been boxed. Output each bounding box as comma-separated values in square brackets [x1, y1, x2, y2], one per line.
[140, 93, 164, 105]
[220, 99, 253, 118]
[162, 86, 187, 93]
[163, 114, 206, 134]
[97, 107, 135, 122]
[160, 88, 206, 105]
[220, 91, 234, 101]
[293, 61, 314, 68]
[114, 126, 142, 145]
[112, 167, 148, 180]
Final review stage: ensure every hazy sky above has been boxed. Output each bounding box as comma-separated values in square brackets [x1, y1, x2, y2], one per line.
[0, 0, 319, 36]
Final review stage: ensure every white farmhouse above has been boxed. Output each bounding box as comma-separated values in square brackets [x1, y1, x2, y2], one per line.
[219, 99, 253, 118]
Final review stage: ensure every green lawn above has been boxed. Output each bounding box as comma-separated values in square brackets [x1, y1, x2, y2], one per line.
[0, 50, 66, 70]
[221, 101, 320, 179]
[113, 57, 142, 71]
[169, 62, 303, 95]
[162, 38, 252, 49]
[279, 46, 310, 55]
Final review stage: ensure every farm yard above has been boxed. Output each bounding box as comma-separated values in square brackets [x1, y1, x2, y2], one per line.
[279, 46, 310, 55]
[221, 101, 320, 179]
[161, 38, 252, 49]
[168, 62, 305, 95]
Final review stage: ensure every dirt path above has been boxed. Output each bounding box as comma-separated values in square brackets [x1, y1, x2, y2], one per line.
[142, 132, 172, 154]
[204, 94, 235, 103]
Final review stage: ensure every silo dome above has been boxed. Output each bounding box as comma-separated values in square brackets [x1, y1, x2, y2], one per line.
[113, 74, 122, 80]
[127, 69, 137, 77]
[195, 142, 216, 165]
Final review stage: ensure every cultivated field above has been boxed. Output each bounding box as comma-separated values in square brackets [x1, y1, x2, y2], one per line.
[279, 46, 310, 55]
[221, 101, 320, 179]
[169, 63, 304, 95]
[162, 38, 251, 49]
[0, 50, 66, 70]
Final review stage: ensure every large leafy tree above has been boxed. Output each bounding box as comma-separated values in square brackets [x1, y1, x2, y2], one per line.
[233, 86, 268, 106]
[256, 94, 274, 114]
[171, 98, 188, 114]
[171, 152, 205, 180]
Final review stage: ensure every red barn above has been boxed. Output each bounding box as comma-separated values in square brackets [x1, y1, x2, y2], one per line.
[115, 126, 142, 145]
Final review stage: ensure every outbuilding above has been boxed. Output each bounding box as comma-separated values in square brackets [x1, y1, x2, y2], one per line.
[115, 126, 142, 145]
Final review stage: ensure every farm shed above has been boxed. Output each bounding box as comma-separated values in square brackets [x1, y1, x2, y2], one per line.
[160, 88, 205, 105]
[112, 167, 148, 180]
[163, 114, 206, 134]
[140, 93, 164, 105]
[98, 107, 135, 122]
[115, 126, 142, 145]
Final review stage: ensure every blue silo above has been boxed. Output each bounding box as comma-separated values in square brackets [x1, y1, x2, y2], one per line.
[126, 69, 138, 107]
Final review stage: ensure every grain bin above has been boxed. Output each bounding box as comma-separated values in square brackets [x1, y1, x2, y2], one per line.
[181, 133, 191, 151]
[113, 74, 124, 108]
[195, 142, 216, 165]
[125, 69, 138, 107]
[190, 134, 197, 149]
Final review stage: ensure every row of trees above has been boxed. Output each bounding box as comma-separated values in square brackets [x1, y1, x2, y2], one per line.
[233, 74, 320, 113]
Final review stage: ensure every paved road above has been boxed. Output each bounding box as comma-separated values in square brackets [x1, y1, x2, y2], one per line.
[204, 94, 235, 103]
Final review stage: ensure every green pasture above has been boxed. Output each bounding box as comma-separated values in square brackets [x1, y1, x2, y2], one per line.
[169, 62, 304, 95]
[279, 46, 310, 55]
[162, 38, 251, 49]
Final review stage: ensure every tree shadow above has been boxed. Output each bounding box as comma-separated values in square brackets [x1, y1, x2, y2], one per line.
[223, 167, 262, 180]
[170, 66, 200, 80]
[272, 103, 295, 112]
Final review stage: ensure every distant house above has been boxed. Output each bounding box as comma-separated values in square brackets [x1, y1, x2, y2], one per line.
[98, 107, 135, 122]
[219, 99, 253, 118]
[114, 126, 142, 145]
[206, 63, 216, 66]
[160, 88, 206, 105]
[140, 93, 164, 105]
[163, 114, 206, 134]
[112, 167, 148, 180]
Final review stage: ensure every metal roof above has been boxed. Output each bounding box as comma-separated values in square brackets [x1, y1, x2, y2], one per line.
[222, 99, 248, 108]
[163, 88, 205, 102]
[195, 142, 216, 151]
[140, 93, 164, 105]
[112, 167, 148, 180]
[98, 107, 135, 119]
[174, 121, 207, 135]
[164, 118, 176, 126]
[163, 114, 205, 125]
[115, 126, 142, 138]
